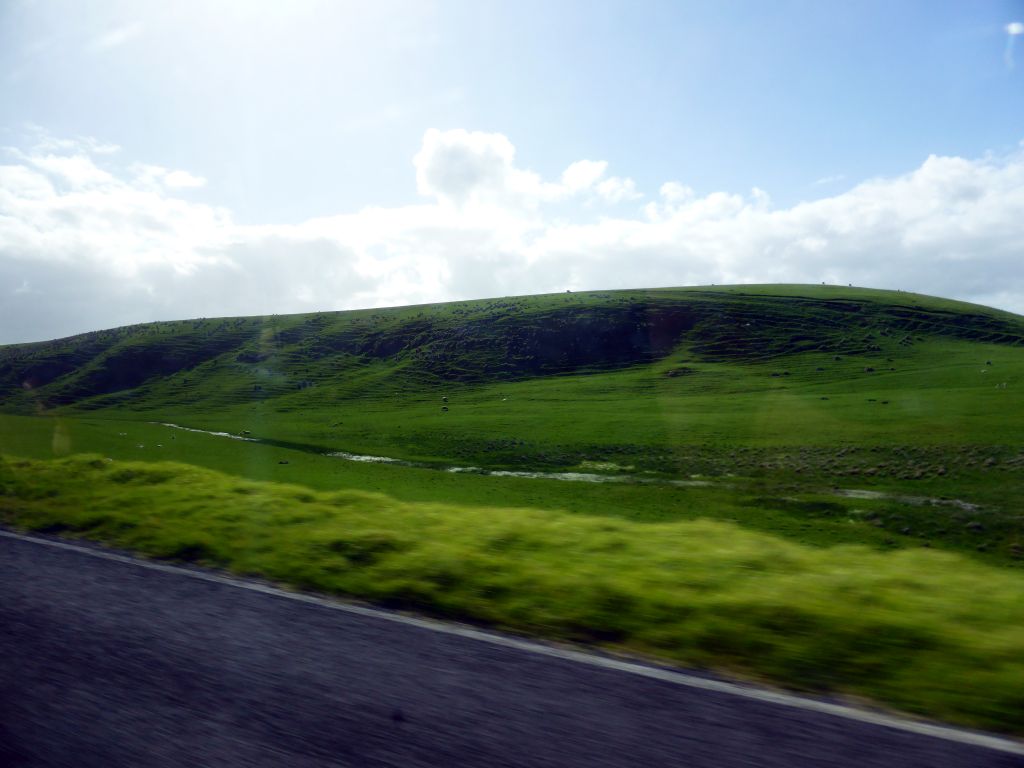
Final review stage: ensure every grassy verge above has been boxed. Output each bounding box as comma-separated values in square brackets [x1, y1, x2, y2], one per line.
[2, 453, 1022, 735]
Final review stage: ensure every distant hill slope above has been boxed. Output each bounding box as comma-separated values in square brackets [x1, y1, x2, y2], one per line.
[2, 285, 1023, 412]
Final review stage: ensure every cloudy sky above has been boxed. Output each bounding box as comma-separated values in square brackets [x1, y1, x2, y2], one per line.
[1, 0, 1023, 344]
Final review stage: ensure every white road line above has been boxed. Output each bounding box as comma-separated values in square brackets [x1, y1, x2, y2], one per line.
[2, 527, 1022, 757]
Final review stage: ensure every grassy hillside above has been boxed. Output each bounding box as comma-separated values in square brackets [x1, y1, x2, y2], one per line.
[3, 284, 1024, 731]
[3, 284, 1022, 413]
[2, 284, 1023, 563]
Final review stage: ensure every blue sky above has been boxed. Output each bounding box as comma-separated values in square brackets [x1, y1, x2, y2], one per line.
[1, 0, 1023, 342]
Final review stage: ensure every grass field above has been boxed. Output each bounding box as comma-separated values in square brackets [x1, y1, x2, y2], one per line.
[2, 284, 1023, 731]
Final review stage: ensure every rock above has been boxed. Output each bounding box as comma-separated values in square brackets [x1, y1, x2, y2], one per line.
[966, 521, 984, 531]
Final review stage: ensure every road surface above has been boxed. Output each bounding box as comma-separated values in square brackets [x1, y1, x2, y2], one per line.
[1, 529, 1021, 767]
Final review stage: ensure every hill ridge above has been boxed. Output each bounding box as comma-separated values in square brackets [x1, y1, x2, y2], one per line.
[1, 284, 1022, 412]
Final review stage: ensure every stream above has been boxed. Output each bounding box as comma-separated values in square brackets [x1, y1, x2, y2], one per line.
[153, 422, 981, 508]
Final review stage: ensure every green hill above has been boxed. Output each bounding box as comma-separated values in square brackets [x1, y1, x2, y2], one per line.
[3, 283, 1023, 410]
[2, 283, 1024, 564]
[3, 284, 1024, 733]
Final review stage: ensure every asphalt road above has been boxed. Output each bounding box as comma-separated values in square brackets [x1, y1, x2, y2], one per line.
[1, 530, 1021, 768]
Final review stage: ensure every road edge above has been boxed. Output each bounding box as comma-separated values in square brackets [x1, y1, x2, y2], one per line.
[2, 526, 1022, 757]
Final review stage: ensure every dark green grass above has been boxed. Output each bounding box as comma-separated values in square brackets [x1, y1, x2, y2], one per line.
[2, 453, 1023, 735]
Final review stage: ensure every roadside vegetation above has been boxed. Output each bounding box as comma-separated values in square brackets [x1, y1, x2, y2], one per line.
[2, 453, 1022, 735]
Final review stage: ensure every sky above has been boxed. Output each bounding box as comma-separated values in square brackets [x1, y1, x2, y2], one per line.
[1, 0, 1023, 344]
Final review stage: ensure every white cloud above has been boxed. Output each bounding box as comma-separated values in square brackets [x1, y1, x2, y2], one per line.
[89, 22, 144, 52]
[162, 169, 207, 189]
[561, 160, 608, 191]
[660, 182, 695, 203]
[1, 127, 1023, 343]
[26, 153, 115, 189]
[812, 173, 846, 186]
[1006, 22, 1024, 68]
[21, 127, 121, 156]
[596, 176, 641, 204]
[413, 129, 640, 208]
[129, 164, 207, 190]
[413, 127, 562, 208]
